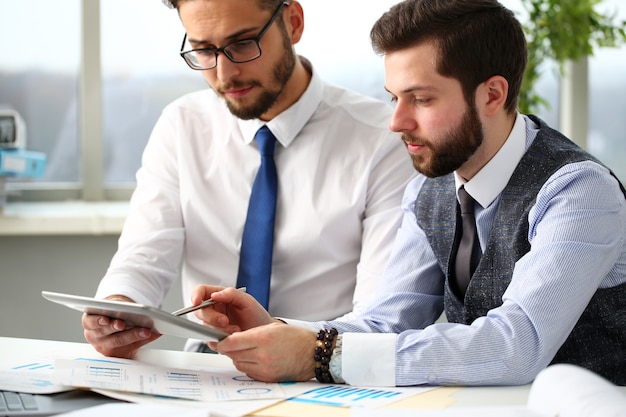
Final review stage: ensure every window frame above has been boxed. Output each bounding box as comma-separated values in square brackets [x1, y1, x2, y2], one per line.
[6, 0, 132, 203]
[5, 0, 624, 205]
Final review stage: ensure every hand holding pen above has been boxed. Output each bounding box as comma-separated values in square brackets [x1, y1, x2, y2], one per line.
[172, 287, 247, 316]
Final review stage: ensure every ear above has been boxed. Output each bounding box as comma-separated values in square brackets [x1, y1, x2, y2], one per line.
[477, 75, 508, 116]
[284, 1, 305, 44]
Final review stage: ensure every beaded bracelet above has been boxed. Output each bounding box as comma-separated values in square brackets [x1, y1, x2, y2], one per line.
[314, 327, 338, 383]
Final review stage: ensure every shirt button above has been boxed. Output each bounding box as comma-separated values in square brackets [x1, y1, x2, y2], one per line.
[428, 374, 437, 382]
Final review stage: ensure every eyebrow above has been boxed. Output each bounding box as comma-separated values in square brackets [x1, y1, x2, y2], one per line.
[384, 85, 439, 96]
[187, 25, 259, 47]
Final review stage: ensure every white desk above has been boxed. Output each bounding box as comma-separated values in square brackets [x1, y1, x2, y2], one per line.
[0, 336, 531, 416]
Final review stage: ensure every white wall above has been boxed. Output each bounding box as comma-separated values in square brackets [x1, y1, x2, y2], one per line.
[0, 235, 184, 351]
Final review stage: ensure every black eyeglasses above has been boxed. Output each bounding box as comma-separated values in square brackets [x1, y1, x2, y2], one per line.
[180, 2, 289, 70]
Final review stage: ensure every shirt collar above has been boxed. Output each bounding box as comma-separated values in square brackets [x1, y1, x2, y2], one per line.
[238, 58, 321, 148]
[454, 112, 527, 208]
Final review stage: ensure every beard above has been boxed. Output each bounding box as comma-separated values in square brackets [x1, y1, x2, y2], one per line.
[403, 102, 484, 178]
[218, 31, 296, 120]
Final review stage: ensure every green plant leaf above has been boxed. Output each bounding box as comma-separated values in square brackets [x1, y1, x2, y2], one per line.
[518, 0, 626, 113]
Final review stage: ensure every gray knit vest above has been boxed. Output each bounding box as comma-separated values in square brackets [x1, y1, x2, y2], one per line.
[415, 115, 626, 385]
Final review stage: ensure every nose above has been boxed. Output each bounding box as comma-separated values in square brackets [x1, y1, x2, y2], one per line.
[388, 101, 416, 133]
[215, 52, 240, 83]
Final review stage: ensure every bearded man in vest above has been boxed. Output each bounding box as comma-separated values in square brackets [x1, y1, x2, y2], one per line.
[135, 0, 626, 387]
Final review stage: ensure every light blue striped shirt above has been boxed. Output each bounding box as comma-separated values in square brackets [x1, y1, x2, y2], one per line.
[296, 115, 626, 386]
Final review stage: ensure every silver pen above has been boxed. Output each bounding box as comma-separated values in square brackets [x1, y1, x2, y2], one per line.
[171, 287, 247, 316]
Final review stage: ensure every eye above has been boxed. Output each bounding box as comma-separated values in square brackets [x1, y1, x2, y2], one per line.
[195, 49, 215, 57]
[227, 39, 258, 54]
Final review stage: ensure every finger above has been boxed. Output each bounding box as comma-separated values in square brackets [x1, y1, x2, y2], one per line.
[96, 335, 159, 359]
[108, 327, 155, 348]
[214, 331, 258, 355]
[83, 314, 129, 337]
[81, 313, 109, 330]
[208, 287, 249, 306]
[87, 327, 159, 358]
[196, 317, 241, 336]
[194, 307, 233, 329]
[190, 285, 226, 305]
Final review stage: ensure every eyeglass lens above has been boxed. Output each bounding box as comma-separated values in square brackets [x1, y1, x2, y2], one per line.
[185, 39, 261, 69]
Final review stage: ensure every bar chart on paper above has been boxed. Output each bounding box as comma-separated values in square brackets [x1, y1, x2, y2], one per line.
[0, 355, 128, 394]
[289, 385, 433, 408]
[0, 361, 58, 391]
[52, 358, 287, 402]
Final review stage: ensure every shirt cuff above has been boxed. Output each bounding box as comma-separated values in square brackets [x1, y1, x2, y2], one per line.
[95, 275, 154, 306]
[343, 332, 397, 386]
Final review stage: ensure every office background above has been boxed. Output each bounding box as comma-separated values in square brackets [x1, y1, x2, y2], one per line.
[0, 236, 184, 350]
[0, 0, 624, 351]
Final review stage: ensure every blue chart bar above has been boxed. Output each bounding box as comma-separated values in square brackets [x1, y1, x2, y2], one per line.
[291, 385, 403, 407]
[30, 379, 55, 387]
[11, 362, 54, 371]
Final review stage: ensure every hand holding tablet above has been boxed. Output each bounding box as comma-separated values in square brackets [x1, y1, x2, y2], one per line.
[42, 290, 229, 342]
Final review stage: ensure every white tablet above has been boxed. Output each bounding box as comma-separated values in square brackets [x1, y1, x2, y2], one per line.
[42, 290, 228, 342]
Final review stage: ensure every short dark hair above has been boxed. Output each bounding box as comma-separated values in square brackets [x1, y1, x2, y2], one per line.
[370, 0, 527, 114]
[162, 0, 285, 14]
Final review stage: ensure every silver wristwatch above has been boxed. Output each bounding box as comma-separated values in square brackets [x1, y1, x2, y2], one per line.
[329, 335, 345, 384]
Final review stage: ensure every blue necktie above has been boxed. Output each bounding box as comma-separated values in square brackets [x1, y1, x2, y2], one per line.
[236, 126, 278, 309]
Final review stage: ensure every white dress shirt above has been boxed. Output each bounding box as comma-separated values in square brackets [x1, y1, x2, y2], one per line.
[95, 65, 416, 349]
[295, 114, 626, 386]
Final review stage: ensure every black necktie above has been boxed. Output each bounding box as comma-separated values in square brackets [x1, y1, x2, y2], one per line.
[236, 126, 278, 309]
[454, 186, 480, 298]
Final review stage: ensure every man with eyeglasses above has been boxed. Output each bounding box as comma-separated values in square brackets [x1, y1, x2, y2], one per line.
[81, 0, 415, 357]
